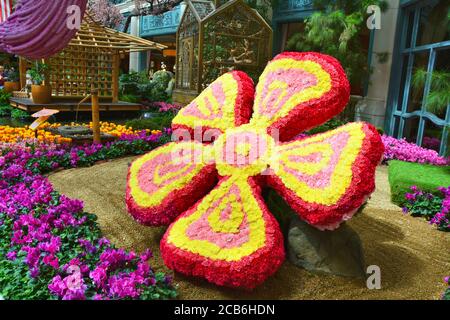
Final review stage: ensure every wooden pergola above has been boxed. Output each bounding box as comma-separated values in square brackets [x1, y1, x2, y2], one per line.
[18, 13, 167, 103]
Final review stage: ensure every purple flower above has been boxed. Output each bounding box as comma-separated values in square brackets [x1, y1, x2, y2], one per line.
[108, 274, 141, 299]
[79, 238, 97, 254]
[90, 266, 108, 288]
[6, 251, 17, 261]
[0, 131, 176, 300]
[38, 236, 61, 254]
[43, 254, 60, 269]
[381, 135, 448, 166]
[48, 274, 87, 300]
[140, 249, 153, 262]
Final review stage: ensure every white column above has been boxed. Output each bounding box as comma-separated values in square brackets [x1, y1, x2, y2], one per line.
[129, 15, 140, 72]
[356, 0, 401, 128]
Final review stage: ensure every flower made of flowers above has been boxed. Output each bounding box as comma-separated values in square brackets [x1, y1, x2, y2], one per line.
[126, 52, 384, 289]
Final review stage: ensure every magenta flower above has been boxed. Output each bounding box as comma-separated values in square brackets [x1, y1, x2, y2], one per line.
[1, 132, 176, 300]
[90, 266, 108, 288]
[382, 135, 448, 165]
[6, 251, 17, 261]
[43, 254, 60, 270]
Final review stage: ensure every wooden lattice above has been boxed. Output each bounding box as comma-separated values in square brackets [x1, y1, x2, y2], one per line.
[48, 46, 115, 98]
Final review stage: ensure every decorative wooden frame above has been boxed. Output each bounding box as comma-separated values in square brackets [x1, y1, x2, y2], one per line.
[19, 13, 167, 102]
[174, 0, 273, 102]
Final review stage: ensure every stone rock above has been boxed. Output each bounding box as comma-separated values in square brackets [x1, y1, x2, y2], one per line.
[287, 216, 366, 278]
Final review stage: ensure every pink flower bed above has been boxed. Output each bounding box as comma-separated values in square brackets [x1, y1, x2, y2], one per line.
[381, 135, 448, 165]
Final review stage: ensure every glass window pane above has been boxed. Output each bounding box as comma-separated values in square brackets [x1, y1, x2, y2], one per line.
[424, 48, 450, 119]
[391, 116, 401, 138]
[408, 51, 430, 113]
[404, 9, 415, 49]
[402, 117, 420, 143]
[444, 132, 450, 157]
[397, 55, 410, 111]
[422, 119, 443, 152]
[416, 0, 450, 47]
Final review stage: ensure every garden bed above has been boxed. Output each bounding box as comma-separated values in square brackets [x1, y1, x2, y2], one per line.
[388, 160, 450, 206]
[0, 132, 176, 300]
[49, 160, 450, 300]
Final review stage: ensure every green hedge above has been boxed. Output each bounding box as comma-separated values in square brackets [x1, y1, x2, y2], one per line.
[125, 114, 174, 131]
[388, 160, 450, 205]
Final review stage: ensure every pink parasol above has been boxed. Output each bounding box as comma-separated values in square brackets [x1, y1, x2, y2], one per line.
[31, 108, 59, 118]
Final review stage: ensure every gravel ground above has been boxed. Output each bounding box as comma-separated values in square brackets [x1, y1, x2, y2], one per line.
[49, 158, 450, 300]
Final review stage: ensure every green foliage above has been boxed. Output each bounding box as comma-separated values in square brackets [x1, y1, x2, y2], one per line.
[286, 0, 388, 90]
[0, 209, 100, 300]
[0, 89, 11, 105]
[119, 94, 140, 103]
[0, 202, 177, 300]
[404, 190, 443, 220]
[119, 71, 149, 96]
[388, 160, 450, 206]
[125, 113, 175, 132]
[0, 53, 18, 70]
[119, 70, 172, 103]
[244, 0, 279, 22]
[5, 69, 19, 82]
[0, 105, 13, 117]
[11, 108, 30, 120]
[306, 118, 346, 135]
[412, 68, 450, 115]
[28, 62, 50, 85]
[145, 71, 172, 102]
[444, 287, 450, 300]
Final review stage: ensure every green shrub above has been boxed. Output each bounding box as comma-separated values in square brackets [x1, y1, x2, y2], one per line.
[286, 0, 388, 92]
[125, 113, 175, 131]
[444, 281, 450, 300]
[119, 94, 140, 103]
[119, 71, 150, 97]
[0, 105, 12, 117]
[119, 70, 173, 103]
[388, 160, 450, 206]
[11, 108, 30, 120]
[5, 69, 19, 82]
[0, 89, 11, 105]
[145, 71, 173, 103]
[29, 62, 50, 85]
[403, 186, 444, 220]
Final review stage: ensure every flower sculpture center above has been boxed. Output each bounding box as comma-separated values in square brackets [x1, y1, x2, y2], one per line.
[126, 52, 385, 290]
[214, 126, 275, 177]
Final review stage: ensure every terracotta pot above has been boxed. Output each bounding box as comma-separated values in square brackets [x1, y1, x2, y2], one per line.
[3, 81, 20, 93]
[31, 85, 52, 104]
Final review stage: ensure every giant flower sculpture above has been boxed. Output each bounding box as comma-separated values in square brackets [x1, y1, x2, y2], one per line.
[126, 52, 384, 289]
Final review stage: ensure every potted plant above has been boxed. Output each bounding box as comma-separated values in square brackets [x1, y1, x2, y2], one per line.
[3, 69, 20, 93]
[29, 62, 51, 104]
